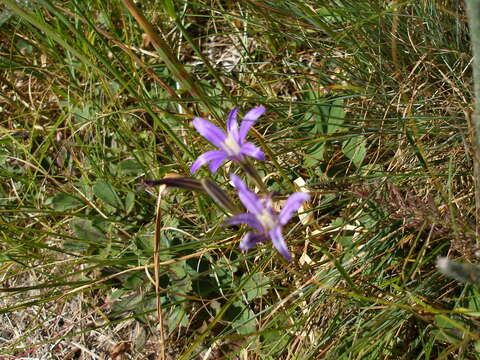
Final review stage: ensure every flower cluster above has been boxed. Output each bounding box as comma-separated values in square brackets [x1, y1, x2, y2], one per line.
[191, 106, 310, 261]
[225, 175, 309, 261]
[190, 106, 266, 174]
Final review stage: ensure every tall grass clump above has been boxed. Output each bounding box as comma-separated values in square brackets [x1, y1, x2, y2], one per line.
[0, 0, 478, 358]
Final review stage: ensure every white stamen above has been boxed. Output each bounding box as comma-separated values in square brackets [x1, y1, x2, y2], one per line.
[257, 209, 277, 231]
[222, 134, 241, 156]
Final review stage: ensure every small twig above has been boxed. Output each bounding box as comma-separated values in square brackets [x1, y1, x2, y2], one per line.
[154, 186, 167, 360]
[465, 0, 480, 244]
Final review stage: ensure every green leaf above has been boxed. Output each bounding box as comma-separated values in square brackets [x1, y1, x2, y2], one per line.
[93, 180, 124, 210]
[303, 95, 345, 168]
[167, 306, 189, 330]
[162, 0, 176, 19]
[261, 314, 291, 354]
[309, 94, 330, 134]
[169, 262, 192, 299]
[122, 273, 144, 290]
[468, 287, 480, 312]
[51, 192, 83, 211]
[232, 300, 256, 335]
[125, 191, 135, 214]
[432, 315, 464, 344]
[72, 102, 95, 124]
[328, 98, 345, 133]
[337, 235, 353, 247]
[62, 239, 90, 252]
[475, 340, 480, 354]
[360, 163, 384, 176]
[342, 135, 366, 168]
[118, 159, 142, 174]
[71, 218, 106, 243]
[304, 142, 325, 168]
[64, 218, 106, 252]
[242, 273, 270, 301]
[110, 292, 144, 315]
[135, 224, 156, 253]
[16, 39, 33, 55]
[211, 257, 237, 294]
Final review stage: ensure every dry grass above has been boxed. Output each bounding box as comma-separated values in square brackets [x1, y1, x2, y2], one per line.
[0, 1, 477, 359]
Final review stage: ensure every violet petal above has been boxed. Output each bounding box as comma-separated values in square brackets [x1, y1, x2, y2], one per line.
[223, 213, 264, 232]
[193, 117, 227, 148]
[278, 192, 310, 225]
[240, 142, 265, 161]
[226, 107, 239, 140]
[268, 226, 292, 261]
[239, 232, 268, 252]
[190, 150, 227, 174]
[208, 154, 228, 173]
[239, 106, 266, 142]
[230, 174, 264, 214]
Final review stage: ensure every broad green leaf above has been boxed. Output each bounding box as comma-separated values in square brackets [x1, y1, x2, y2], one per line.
[213, 257, 238, 283]
[71, 218, 106, 243]
[93, 180, 124, 210]
[64, 218, 106, 252]
[328, 98, 345, 133]
[170, 262, 192, 297]
[167, 306, 189, 330]
[125, 191, 135, 214]
[136, 224, 156, 252]
[303, 100, 327, 168]
[303, 94, 345, 167]
[16, 38, 33, 55]
[232, 300, 256, 335]
[304, 142, 325, 168]
[337, 235, 353, 247]
[110, 292, 144, 315]
[342, 135, 366, 168]
[329, 217, 345, 228]
[51, 192, 83, 211]
[118, 159, 142, 174]
[242, 273, 270, 301]
[123, 273, 145, 290]
[468, 287, 480, 313]
[72, 103, 95, 124]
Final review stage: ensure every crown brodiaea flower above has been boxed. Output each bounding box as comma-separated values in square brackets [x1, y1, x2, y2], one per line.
[190, 106, 266, 174]
[223, 174, 310, 261]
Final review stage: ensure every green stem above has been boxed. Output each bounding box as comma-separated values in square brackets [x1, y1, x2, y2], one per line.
[240, 160, 268, 193]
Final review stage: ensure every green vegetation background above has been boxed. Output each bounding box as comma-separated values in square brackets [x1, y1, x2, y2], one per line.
[0, 0, 478, 358]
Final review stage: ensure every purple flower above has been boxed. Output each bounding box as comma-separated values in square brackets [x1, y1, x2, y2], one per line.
[190, 106, 266, 174]
[224, 174, 310, 261]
